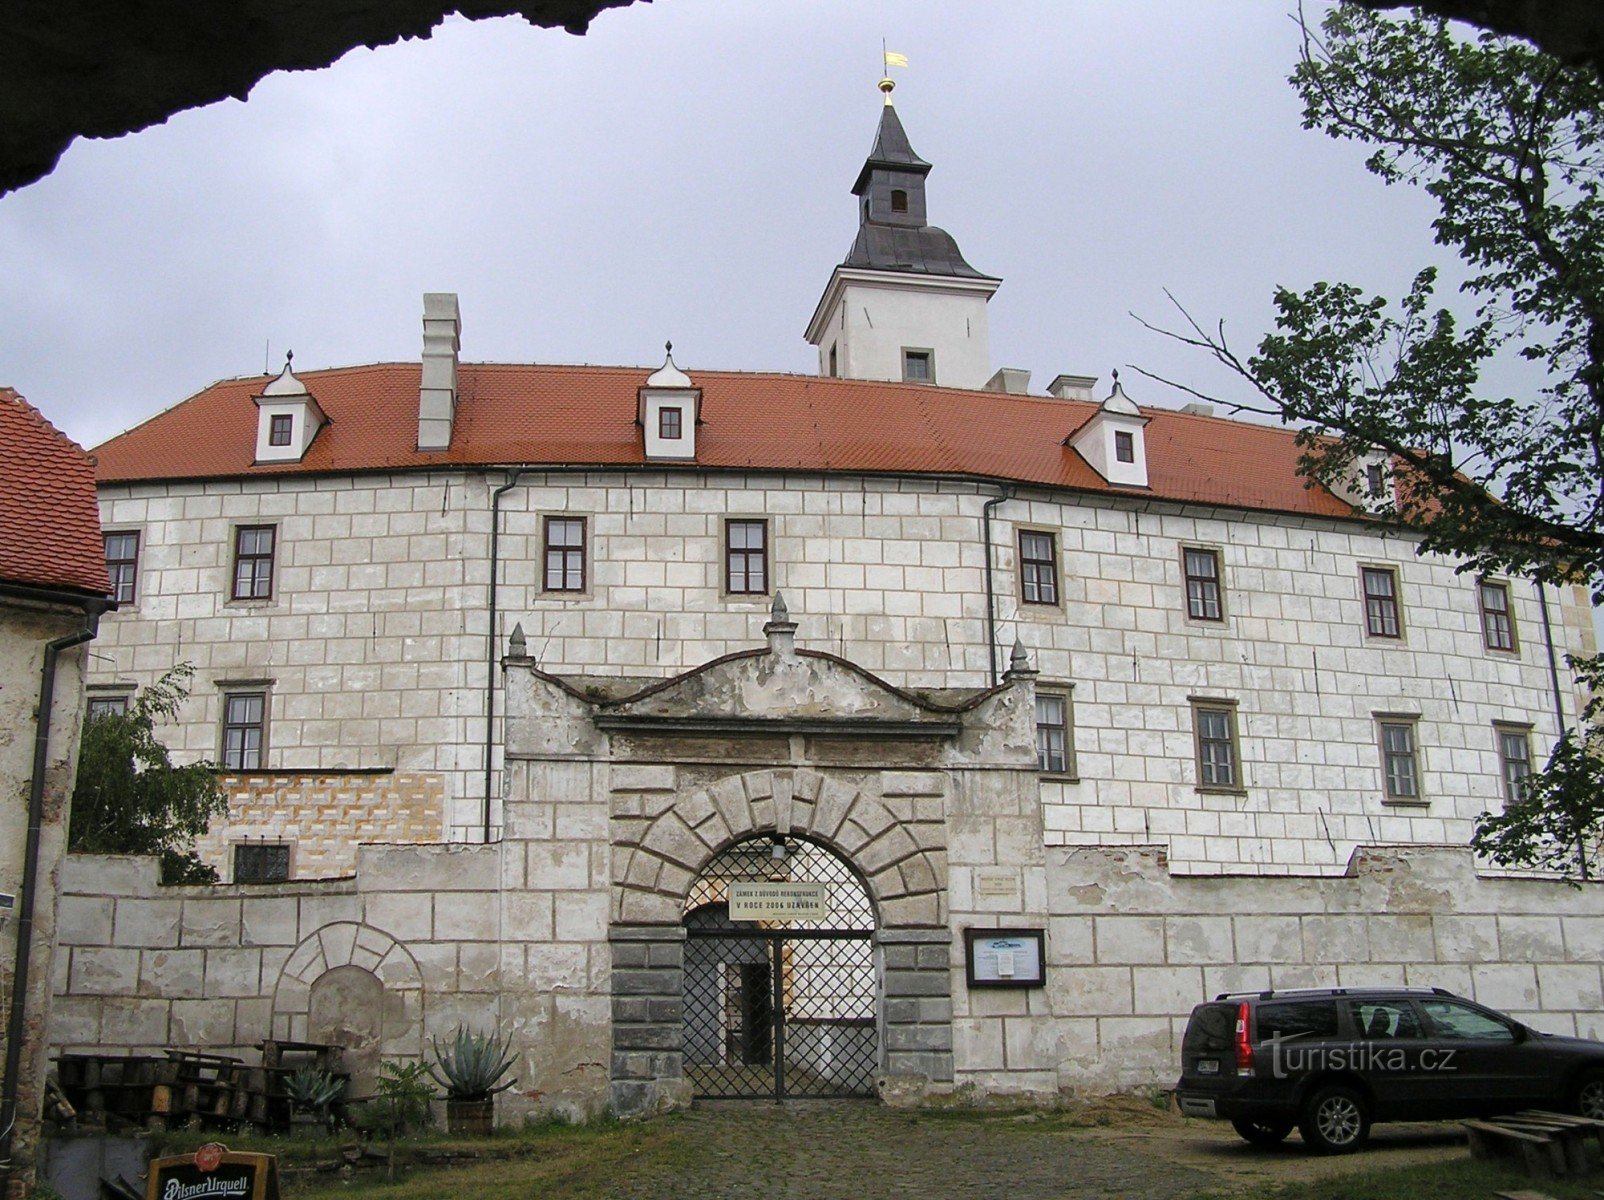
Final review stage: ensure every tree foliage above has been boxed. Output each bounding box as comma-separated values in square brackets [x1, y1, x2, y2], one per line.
[1141, 6, 1604, 880]
[70, 662, 228, 884]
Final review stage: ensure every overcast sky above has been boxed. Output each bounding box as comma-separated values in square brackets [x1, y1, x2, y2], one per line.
[1, 0, 1470, 453]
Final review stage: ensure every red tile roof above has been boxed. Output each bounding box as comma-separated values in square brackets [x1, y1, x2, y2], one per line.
[91, 364, 1355, 521]
[0, 388, 111, 597]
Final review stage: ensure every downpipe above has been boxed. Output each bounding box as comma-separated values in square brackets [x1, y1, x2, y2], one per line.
[981, 486, 1015, 687]
[484, 469, 524, 843]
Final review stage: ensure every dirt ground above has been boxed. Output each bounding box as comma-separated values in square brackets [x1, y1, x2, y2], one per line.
[594, 1096, 1471, 1200]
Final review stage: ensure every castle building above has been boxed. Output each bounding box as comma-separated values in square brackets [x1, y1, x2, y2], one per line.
[49, 94, 1604, 1115]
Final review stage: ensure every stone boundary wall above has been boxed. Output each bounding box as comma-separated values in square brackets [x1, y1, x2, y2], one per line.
[193, 771, 446, 880]
[1042, 844, 1604, 1093]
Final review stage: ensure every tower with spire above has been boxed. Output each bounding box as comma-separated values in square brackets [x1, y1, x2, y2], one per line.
[805, 76, 1002, 390]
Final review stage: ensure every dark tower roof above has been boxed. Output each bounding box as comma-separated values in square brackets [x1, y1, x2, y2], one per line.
[842, 103, 992, 280]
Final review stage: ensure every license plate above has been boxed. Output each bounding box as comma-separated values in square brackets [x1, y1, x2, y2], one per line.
[1196, 1059, 1219, 1075]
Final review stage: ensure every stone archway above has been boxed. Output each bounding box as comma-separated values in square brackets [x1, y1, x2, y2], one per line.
[608, 768, 953, 1117]
[271, 922, 425, 1086]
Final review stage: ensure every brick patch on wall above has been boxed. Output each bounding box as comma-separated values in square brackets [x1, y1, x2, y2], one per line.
[193, 772, 446, 880]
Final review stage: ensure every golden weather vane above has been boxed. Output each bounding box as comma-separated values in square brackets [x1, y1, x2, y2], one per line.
[880, 43, 908, 104]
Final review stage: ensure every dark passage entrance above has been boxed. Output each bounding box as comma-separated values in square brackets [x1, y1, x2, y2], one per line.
[682, 838, 877, 1100]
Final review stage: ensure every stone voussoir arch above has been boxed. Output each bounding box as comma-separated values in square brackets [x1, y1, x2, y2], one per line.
[269, 921, 425, 1050]
[614, 767, 946, 927]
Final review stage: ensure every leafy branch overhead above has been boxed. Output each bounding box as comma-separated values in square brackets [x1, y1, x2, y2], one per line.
[1138, 5, 1604, 597]
[1138, 6, 1604, 882]
[70, 662, 228, 884]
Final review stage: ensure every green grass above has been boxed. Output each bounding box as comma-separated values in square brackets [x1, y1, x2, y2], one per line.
[1199, 1154, 1604, 1200]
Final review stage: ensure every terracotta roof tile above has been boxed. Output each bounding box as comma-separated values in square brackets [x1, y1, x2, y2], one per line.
[91, 364, 1354, 521]
[0, 388, 111, 596]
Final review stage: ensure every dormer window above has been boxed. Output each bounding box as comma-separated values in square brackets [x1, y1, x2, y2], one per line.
[1065, 374, 1149, 488]
[639, 345, 700, 461]
[252, 354, 327, 465]
[891, 189, 908, 213]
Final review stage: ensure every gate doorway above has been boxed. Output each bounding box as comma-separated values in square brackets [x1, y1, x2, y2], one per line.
[682, 837, 877, 1099]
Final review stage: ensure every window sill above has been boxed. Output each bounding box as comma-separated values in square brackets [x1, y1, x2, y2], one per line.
[1194, 785, 1247, 797]
[1038, 773, 1080, 784]
[1381, 797, 1430, 809]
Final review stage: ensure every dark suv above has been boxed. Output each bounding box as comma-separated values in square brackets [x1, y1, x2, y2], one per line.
[1175, 986, 1604, 1153]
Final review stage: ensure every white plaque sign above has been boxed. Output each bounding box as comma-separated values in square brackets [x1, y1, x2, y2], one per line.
[728, 882, 829, 921]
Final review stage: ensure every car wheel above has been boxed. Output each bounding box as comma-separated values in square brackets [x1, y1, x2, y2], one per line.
[1231, 1116, 1295, 1146]
[1575, 1070, 1604, 1120]
[1298, 1085, 1370, 1154]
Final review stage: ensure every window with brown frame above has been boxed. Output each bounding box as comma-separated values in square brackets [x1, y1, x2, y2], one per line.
[268, 413, 293, 446]
[1183, 547, 1223, 621]
[659, 407, 682, 440]
[1192, 699, 1242, 792]
[890, 189, 908, 213]
[1361, 566, 1401, 638]
[1377, 717, 1421, 801]
[104, 530, 140, 605]
[221, 691, 266, 770]
[1114, 431, 1135, 463]
[726, 519, 769, 595]
[1035, 691, 1073, 775]
[1018, 530, 1058, 605]
[543, 516, 587, 592]
[86, 694, 130, 722]
[1494, 724, 1533, 806]
[231, 526, 276, 601]
[1479, 580, 1517, 652]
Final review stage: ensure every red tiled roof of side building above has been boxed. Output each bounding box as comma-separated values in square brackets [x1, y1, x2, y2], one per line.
[90, 363, 1356, 522]
[0, 388, 112, 597]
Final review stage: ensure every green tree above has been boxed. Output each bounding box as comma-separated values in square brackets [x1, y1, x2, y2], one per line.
[71, 662, 228, 884]
[1142, 5, 1604, 879]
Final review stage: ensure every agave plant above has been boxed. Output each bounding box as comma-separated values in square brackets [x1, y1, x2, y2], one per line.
[427, 1026, 518, 1102]
[283, 1065, 345, 1114]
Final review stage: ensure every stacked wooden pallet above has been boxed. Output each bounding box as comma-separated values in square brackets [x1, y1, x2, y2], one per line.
[55, 1041, 349, 1133]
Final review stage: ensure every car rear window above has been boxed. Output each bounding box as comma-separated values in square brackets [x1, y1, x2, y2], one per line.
[1255, 1001, 1340, 1043]
[1182, 1003, 1237, 1053]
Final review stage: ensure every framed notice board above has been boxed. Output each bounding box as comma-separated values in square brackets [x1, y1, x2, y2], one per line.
[147, 1145, 279, 1200]
[964, 927, 1046, 989]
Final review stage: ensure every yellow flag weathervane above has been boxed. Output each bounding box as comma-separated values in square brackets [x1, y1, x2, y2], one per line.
[880, 44, 908, 103]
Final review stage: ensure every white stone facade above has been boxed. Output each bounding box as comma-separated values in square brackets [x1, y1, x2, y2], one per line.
[92, 467, 1593, 874]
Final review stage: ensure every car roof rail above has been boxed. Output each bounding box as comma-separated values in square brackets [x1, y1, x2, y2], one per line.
[1209, 985, 1465, 1002]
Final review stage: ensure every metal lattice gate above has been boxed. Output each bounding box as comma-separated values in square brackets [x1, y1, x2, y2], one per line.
[682, 838, 877, 1099]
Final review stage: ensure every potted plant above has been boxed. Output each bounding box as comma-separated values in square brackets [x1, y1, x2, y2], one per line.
[282, 1065, 344, 1133]
[427, 1026, 517, 1136]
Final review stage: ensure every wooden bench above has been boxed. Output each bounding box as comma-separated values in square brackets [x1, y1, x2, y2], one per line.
[1463, 1119, 1567, 1178]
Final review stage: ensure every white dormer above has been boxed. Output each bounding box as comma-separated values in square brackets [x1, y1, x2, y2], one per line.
[1325, 447, 1395, 512]
[638, 345, 700, 461]
[1065, 373, 1149, 488]
[252, 355, 328, 464]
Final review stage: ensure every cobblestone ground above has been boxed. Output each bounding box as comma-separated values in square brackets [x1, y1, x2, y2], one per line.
[603, 1102, 1224, 1200]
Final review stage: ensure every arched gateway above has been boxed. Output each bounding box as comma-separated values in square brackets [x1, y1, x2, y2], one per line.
[682, 837, 877, 1099]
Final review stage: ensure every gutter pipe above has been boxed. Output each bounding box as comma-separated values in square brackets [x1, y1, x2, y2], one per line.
[1, 594, 107, 1189]
[981, 487, 1015, 687]
[1534, 579, 1568, 736]
[484, 469, 524, 843]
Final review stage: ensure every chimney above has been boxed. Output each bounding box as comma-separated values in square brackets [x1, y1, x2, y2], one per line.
[418, 292, 461, 451]
[984, 367, 1032, 395]
[1180, 402, 1215, 417]
[1047, 373, 1097, 402]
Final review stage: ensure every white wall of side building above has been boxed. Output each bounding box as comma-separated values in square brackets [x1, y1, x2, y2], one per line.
[92, 466, 1593, 873]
